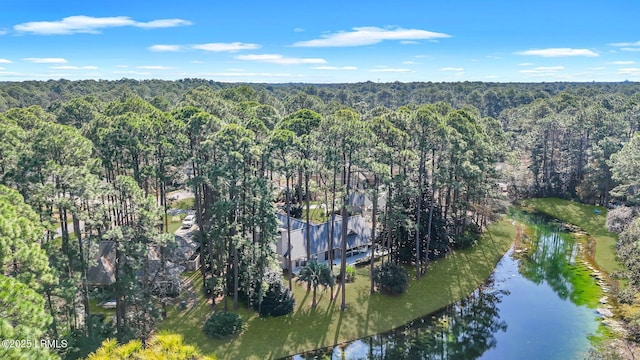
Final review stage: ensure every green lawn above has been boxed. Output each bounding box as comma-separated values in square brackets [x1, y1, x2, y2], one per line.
[159, 218, 516, 360]
[301, 207, 328, 224]
[521, 198, 623, 275]
[88, 299, 116, 317]
[163, 214, 183, 234]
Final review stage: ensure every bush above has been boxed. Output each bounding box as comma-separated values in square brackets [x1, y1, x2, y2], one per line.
[345, 265, 356, 282]
[289, 204, 303, 219]
[373, 262, 408, 295]
[174, 197, 194, 210]
[250, 269, 295, 317]
[258, 278, 295, 317]
[203, 312, 243, 339]
[454, 223, 482, 249]
[606, 205, 634, 234]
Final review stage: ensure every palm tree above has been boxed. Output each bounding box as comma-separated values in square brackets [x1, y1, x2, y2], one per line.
[296, 260, 335, 307]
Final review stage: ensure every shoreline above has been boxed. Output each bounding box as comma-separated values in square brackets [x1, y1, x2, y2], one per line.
[160, 218, 517, 359]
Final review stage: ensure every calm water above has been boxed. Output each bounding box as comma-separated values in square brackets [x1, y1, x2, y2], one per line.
[289, 214, 605, 360]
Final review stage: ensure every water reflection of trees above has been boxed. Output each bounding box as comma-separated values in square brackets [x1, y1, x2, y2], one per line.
[509, 210, 598, 307]
[293, 280, 507, 360]
[518, 224, 582, 302]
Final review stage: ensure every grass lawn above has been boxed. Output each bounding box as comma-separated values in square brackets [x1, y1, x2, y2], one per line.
[163, 214, 183, 234]
[521, 198, 623, 275]
[88, 299, 116, 319]
[301, 207, 328, 224]
[158, 218, 516, 360]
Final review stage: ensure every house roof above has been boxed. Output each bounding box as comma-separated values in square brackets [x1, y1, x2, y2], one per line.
[348, 191, 387, 211]
[277, 213, 371, 256]
[87, 229, 196, 287]
[87, 241, 117, 286]
[348, 193, 372, 208]
[172, 227, 199, 261]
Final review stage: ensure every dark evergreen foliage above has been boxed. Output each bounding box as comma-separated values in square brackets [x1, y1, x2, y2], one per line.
[373, 262, 408, 295]
[454, 223, 482, 249]
[203, 312, 243, 338]
[254, 275, 295, 317]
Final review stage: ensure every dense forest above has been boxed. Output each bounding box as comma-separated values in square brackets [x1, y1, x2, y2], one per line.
[1, 79, 640, 359]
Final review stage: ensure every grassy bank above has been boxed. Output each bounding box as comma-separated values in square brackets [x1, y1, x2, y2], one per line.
[521, 198, 622, 275]
[159, 218, 516, 360]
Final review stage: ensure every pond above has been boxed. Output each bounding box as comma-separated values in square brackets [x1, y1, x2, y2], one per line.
[287, 211, 609, 359]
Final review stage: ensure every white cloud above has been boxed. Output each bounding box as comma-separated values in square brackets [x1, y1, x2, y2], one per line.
[518, 63, 534, 66]
[235, 54, 326, 65]
[149, 44, 183, 52]
[520, 66, 565, 76]
[369, 68, 412, 73]
[610, 41, 640, 47]
[535, 66, 564, 70]
[113, 70, 151, 75]
[0, 58, 12, 63]
[402, 61, 418, 65]
[620, 47, 640, 52]
[137, 65, 173, 70]
[201, 72, 299, 77]
[610, 61, 634, 65]
[440, 67, 464, 76]
[23, 57, 67, 63]
[516, 48, 598, 57]
[192, 42, 260, 52]
[0, 67, 3, 70]
[0, 30, 7, 35]
[135, 19, 191, 29]
[294, 27, 305, 33]
[292, 26, 451, 47]
[400, 40, 419, 45]
[14, 15, 191, 35]
[312, 66, 357, 70]
[414, 54, 429, 58]
[50, 65, 98, 70]
[190, 60, 205, 64]
[618, 68, 640, 76]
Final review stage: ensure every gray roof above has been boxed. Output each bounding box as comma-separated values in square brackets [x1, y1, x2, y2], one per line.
[87, 235, 192, 287]
[171, 228, 199, 261]
[348, 193, 372, 208]
[277, 213, 371, 256]
[348, 191, 387, 211]
[87, 241, 116, 286]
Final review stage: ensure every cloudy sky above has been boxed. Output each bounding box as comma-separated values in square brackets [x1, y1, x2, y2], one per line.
[0, 0, 639, 82]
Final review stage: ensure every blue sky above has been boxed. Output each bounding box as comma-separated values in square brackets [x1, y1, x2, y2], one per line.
[1, 0, 639, 83]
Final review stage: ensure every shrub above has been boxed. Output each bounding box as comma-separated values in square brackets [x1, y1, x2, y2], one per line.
[258, 278, 295, 317]
[605, 205, 634, 234]
[454, 223, 482, 249]
[289, 204, 303, 219]
[174, 198, 194, 210]
[345, 265, 356, 282]
[250, 269, 295, 317]
[373, 262, 408, 295]
[203, 312, 243, 339]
